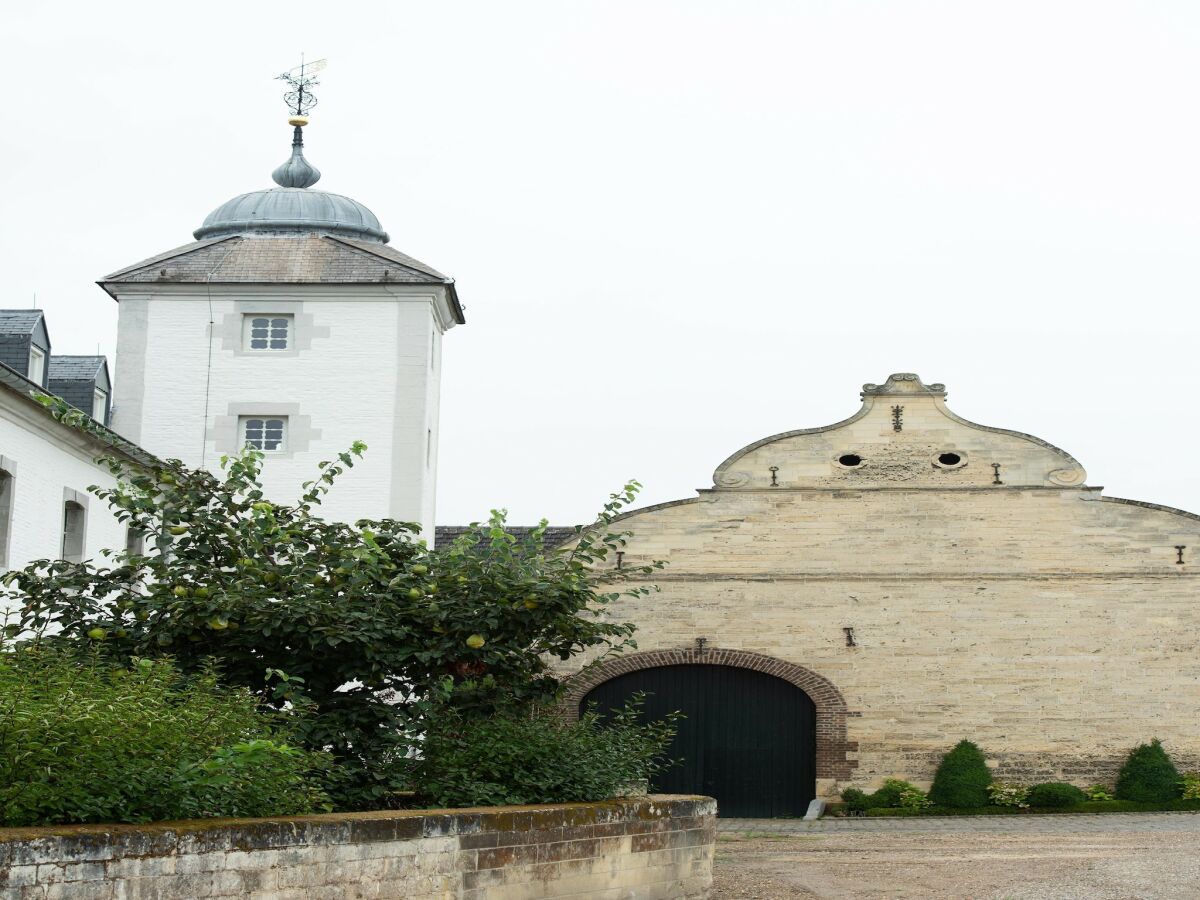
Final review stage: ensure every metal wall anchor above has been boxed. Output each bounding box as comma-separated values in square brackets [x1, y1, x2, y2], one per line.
[843, 626, 856, 647]
[991, 463, 1003, 485]
[1176, 545, 1186, 565]
[891, 405, 904, 432]
[769, 466, 779, 487]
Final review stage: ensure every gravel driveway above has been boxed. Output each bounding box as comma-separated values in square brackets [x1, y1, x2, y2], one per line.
[712, 814, 1200, 899]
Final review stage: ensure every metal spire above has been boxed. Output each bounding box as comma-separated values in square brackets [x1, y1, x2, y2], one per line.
[272, 56, 326, 189]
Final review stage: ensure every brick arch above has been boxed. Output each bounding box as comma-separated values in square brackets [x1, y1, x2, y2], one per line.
[560, 648, 858, 780]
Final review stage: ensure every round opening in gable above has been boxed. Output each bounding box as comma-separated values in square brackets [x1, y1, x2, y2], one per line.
[838, 454, 863, 468]
[937, 452, 962, 466]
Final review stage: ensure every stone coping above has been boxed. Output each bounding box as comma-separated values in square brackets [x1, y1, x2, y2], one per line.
[0, 795, 712, 848]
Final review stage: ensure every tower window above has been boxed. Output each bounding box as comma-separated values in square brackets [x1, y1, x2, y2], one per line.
[243, 315, 293, 351]
[240, 416, 288, 452]
[62, 500, 86, 564]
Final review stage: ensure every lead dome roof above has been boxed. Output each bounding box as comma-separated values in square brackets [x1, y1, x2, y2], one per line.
[192, 125, 387, 242]
[194, 187, 388, 243]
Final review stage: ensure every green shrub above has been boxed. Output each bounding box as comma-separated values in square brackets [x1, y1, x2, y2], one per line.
[409, 696, 679, 808]
[1115, 740, 1181, 803]
[896, 785, 932, 812]
[1180, 773, 1200, 801]
[928, 740, 992, 808]
[987, 782, 1030, 808]
[868, 778, 922, 809]
[1085, 784, 1114, 801]
[0, 646, 328, 826]
[1026, 782, 1087, 808]
[840, 788, 870, 813]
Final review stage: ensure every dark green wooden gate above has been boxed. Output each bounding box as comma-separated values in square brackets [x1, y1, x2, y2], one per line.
[582, 664, 815, 818]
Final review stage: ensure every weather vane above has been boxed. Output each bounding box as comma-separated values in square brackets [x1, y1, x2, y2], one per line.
[276, 55, 327, 124]
[270, 55, 326, 189]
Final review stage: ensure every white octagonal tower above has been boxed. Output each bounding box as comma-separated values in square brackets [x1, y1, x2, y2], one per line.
[100, 119, 463, 537]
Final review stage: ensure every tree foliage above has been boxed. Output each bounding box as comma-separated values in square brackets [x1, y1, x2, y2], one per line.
[6, 397, 662, 809]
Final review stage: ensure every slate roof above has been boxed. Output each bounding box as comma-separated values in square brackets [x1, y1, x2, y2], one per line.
[0, 310, 43, 335]
[435, 526, 579, 549]
[99, 234, 464, 323]
[48, 355, 106, 380]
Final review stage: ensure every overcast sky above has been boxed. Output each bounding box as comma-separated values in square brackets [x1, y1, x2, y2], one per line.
[4, 2, 1199, 526]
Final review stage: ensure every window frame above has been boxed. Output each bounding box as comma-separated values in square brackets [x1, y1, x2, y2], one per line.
[93, 387, 108, 423]
[0, 467, 13, 569]
[239, 415, 289, 453]
[242, 314, 294, 352]
[61, 499, 87, 564]
[28, 346, 45, 384]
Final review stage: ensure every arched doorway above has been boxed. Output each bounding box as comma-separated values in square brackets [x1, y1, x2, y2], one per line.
[583, 663, 816, 817]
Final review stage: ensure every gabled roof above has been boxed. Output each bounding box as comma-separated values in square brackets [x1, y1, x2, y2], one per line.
[48, 355, 107, 380]
[0, 310, 44, 336]
[98, 233, 464, 324]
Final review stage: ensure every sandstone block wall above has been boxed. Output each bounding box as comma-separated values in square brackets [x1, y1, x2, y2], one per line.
[558, 375, 1200, 798]
[0, 797, 714, 900]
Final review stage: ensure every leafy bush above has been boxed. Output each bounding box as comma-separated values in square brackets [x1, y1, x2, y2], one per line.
[840, 787, 870, 813]
[1026, 782, 1087, 808]
[1115, 740, 1181, 803]
[896, 784, 932, 812]
[987, 782, 1030, 808]
[5, 401, 661, 810]
[928, 740, 992, 808]
[0, 646, 328, 826]
[868, 778, 923, 809]
[1180, 773, 1200, 801]
[407, 696, 679, 808]
[1085, 784, 1114, 801]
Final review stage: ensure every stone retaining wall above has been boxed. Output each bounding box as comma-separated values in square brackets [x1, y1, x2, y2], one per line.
[0, 796, 714, 899]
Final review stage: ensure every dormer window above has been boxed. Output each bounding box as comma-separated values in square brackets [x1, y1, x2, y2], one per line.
[28, 346, 45, 384]
[240, 416, 287, 452]
[243, 315, 293, 351]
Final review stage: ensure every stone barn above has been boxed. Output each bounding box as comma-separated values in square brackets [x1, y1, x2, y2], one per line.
[556, 373, 1200, 815]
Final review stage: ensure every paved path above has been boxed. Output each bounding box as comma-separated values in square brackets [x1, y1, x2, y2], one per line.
[718, 811, 1200, 833]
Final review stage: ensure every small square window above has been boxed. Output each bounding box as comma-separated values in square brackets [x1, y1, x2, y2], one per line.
[240, 416, 288, 452]
[243, 314, 293, 351]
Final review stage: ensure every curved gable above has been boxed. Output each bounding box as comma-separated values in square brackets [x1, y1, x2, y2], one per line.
[713, 373, 1085, 490]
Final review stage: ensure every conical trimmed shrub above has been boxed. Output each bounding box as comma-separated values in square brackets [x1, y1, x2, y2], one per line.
[1115, 739, 1180, 802]
[928, 740, 992, 808]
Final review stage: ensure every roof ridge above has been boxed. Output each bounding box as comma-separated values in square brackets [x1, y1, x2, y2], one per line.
[101, 236, 240, 281]
[324, 235, 449, 281]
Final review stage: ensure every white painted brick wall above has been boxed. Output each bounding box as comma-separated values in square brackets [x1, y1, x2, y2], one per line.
[0, 398, 127, 575]
[111, 286, 448, 538]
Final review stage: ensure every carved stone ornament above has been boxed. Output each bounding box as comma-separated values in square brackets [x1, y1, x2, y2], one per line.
[1047, 467, 1086, 486]
[861, 373, 947, 398]
[714, 470, 752, 488]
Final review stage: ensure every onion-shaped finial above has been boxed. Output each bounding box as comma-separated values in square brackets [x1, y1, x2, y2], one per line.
[272, 125, 321, 189]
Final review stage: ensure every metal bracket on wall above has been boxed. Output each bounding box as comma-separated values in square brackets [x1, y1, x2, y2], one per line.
[615, 550, 625, 570]
[1176, 545, 1186, 565]
[769, 466, 779, 487]
[843, 626, 856, 647]
[991, 463, 1003, 485]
